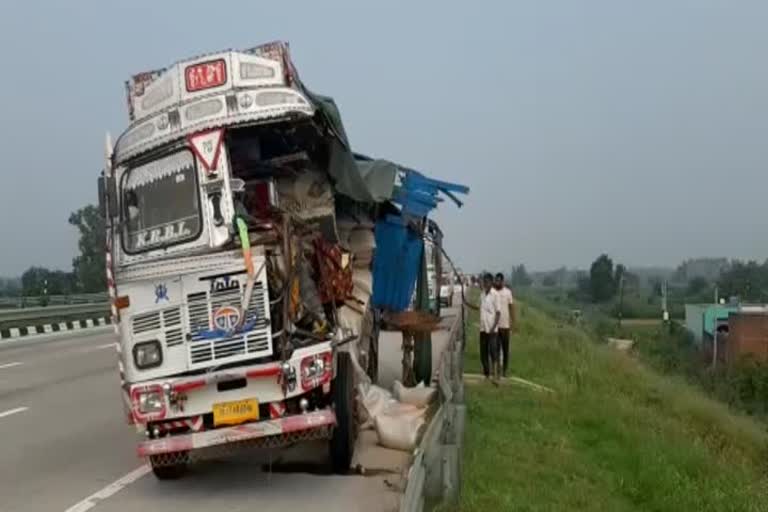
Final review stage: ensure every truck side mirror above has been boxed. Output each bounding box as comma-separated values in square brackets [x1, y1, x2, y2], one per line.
[97, 173, 118, 220]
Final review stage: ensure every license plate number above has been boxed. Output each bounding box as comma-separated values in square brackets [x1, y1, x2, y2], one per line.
[212, 399, 259, 427]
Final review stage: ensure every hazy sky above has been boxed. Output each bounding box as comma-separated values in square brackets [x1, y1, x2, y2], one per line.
[1, 1, 767, 275]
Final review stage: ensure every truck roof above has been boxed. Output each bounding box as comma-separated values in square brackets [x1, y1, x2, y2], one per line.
[112, 42, 470, 208]
[114, 41, 315, 163]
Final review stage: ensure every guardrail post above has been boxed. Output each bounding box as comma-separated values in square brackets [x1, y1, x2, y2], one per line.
[440, 403, 465, 505]
[450, 350, 464, 404]
[441, 444, 460, 504]
[423, 407, 445, 500]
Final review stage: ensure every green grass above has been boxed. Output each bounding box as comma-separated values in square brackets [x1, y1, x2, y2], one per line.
[452, 299, 768, 511]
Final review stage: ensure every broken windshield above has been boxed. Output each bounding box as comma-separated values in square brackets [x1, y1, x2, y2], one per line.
[122, 149, 202, 253]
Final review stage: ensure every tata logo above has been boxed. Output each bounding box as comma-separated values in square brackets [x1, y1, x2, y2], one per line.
[212, 306, 241, 331]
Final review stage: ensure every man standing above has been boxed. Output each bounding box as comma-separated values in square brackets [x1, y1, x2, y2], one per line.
[479, 273, 502, 382]
[494, 272, 515, 378]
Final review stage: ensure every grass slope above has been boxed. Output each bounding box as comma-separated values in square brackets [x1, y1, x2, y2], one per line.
[455, 301, 768, 511]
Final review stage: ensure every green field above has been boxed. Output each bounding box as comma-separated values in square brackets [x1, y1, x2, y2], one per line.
[452, 300, 768, 511]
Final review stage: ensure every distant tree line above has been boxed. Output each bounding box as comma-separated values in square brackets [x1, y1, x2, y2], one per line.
[0, 277, 21, 297]
[510, 264, 533, 287]
[0, 204, 105, 298]
[716, 260, 768, 303]
[530, 255, 768, 307]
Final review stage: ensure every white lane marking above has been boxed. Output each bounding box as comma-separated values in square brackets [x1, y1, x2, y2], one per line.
[78, 342, 118, 354]
[64, 464, 151, 512]
[0, 407, 28, 419]
[0, 362, 23, 370]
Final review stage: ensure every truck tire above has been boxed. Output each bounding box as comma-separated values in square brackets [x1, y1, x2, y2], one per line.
[150, 453, 188, 480]
[329, 352, 356, 474]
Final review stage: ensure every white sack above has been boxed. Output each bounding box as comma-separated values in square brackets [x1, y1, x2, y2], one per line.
[374, 411, 425, 452]
[392, 380, 437, 408]
[358, 384, 392, 430]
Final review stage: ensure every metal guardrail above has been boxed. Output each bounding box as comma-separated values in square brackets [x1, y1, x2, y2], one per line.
[0, 302, 110, 327]
[0, 293, 108, 309]
[400, 305, 466, 512]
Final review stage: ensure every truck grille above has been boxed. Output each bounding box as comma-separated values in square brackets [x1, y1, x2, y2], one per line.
[131, 306, 184, 347]
[132, 311, 161, 334]
[186, 282, 272, 366]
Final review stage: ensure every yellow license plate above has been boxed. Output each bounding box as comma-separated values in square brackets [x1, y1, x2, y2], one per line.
[212, 399, 259, 427]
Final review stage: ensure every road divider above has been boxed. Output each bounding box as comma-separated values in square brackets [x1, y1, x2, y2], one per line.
[0, 303, 111, 341]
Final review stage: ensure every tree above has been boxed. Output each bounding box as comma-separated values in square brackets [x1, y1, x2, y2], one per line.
[0, 277, 21, 297]
[69, 205, 106, 292]
[674, 258, 729, 284]
[510, 265, 533, 287]
[649, 278, 663, 297]
[686, 276, 710, 297]
[621, 270, 640, 292]
[21, 267, 50, 296]
[717, 260, 768, 302]
[589, 254, 616, 302]
[542, 274, 558, 287]
[614, 264, 626, 288]
[21, 267, 75, 296]
[49, 270, 76, 295]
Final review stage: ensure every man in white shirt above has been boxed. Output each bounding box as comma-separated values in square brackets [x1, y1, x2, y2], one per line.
[494, 273, 516, 378]
[478, 272, 502, 381]
[493, 272, 515, 377]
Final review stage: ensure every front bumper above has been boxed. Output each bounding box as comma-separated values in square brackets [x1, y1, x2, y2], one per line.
[127, 342, 333, 426]
[138, 408, 336, 457]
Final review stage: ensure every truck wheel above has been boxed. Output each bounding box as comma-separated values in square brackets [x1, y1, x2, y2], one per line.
[150, 453, 188, 480]
[329, 352, 356, 474]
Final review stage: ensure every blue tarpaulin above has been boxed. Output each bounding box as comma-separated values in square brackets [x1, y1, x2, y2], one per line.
[371, 170, 469, 311]
[372, 215, 424, 311]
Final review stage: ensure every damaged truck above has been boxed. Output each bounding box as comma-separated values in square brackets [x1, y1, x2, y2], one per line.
[98, 41, 468, 479]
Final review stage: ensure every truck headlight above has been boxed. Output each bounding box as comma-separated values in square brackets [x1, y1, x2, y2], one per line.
[133, 340, 162, 370]
[138, 389, 164, 414]
[130, 384, 167, 421]
[300, 352, 332, 391]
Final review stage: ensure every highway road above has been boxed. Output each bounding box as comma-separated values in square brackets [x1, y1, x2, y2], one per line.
[0, 307, 457, 512]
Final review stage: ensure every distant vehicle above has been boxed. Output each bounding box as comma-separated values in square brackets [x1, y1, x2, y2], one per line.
[439, 272, 454, 307]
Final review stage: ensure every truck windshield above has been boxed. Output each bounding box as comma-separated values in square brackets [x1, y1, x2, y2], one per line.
[122, 149, 201, 253]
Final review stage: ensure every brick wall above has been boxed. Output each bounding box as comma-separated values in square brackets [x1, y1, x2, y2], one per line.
[726, 314, 768, 365]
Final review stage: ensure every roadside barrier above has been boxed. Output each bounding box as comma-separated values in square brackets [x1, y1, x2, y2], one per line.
[400, 304, 465, 511]
[0, 303, 110, 340]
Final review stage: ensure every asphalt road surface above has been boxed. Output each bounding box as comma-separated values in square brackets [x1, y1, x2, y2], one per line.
[0, 306, 457, 512]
